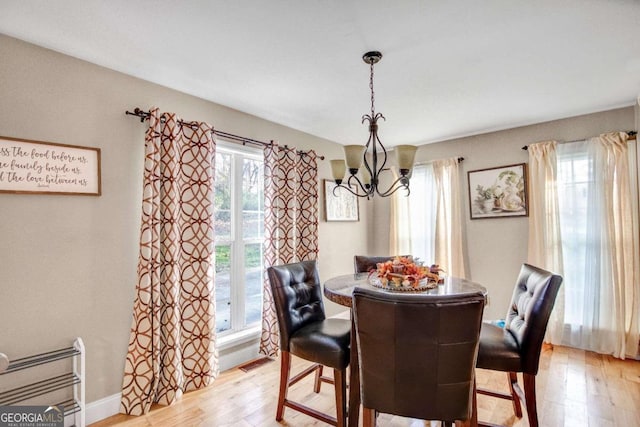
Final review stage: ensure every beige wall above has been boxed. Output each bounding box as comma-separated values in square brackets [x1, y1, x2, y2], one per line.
[369, 106, 636, 320]
[0, 35, 367, 403]
[636, 95, 639, 131]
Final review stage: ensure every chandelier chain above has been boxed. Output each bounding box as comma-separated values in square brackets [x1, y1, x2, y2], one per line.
[369, 60, 375, 117]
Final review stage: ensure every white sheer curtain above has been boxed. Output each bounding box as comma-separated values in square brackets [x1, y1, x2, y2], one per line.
[433, 158, 466, 278]
[407, 164, 437, 264]
[390, 158, 466, 277]
[390, 171, 413, 256]
[529, 132, 640, 359]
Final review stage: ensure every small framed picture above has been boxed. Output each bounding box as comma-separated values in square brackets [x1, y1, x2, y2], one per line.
[468, 163, 528, 219]
[323, 179, 359, 222]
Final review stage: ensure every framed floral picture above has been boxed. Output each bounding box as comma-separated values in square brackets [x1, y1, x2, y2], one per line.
[467, 163, 528, 219]
[323, 179, 359, 221]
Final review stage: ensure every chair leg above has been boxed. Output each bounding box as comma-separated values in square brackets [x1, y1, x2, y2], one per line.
[314, 365, 324, 393]
[471, 376, 478, 426]
[362, 407, 376, 427]
[508, 372, 523, 418]
[334, 368, 347, 427]
[276, 351, 292, 421]
[523, 373, 539, 427]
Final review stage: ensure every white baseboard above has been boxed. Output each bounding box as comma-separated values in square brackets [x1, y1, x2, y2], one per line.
[218, 340, 260, 372]
[86, 392, 121, 425]
[86, 341, 260, 424]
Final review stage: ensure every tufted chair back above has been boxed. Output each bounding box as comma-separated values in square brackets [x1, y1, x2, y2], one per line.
[353, 255, 411, 274]
[267, 260, 350, 426]
[267, 260, 326, 352]
[353, 287, 485, 423]
[504, 263, 563, 375]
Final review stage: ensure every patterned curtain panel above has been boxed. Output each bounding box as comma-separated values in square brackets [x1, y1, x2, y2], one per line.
[259, 144, 319, 357]
[120, 108, 218, 415]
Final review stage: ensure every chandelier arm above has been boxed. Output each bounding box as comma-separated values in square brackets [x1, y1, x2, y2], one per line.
[361, 122, 375, 186]
[334, 174, 366, 194]
[362, 161, 375, 191]
[333, 181, 371, 199]
[377, 183, 410, 198]
[372, 126, 388, 176]
[346, 174, 371, 197]
[376, 176, 411, 197]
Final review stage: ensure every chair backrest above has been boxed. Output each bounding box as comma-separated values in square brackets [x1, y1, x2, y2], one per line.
[352, 287, 485, 422]
[505, 263, 563, 374]
[353, 255, 411, 273]
[267, 260, 326, 351]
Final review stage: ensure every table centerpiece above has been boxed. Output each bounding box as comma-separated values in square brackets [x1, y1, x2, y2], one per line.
[368, 256, 443, 291]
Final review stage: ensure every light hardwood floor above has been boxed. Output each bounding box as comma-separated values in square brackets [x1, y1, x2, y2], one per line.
[92, 345, 640, 427]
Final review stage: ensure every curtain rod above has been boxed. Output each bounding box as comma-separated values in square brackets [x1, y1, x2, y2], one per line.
[414, 157, 464, 167]
[125, 108, 324, 159]
[521, 131, 637, 150]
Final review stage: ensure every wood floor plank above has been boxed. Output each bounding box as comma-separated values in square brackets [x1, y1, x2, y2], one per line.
[91, 346, 640, 426]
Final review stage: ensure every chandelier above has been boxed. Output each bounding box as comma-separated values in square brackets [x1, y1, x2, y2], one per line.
[330, 51, 417, 198]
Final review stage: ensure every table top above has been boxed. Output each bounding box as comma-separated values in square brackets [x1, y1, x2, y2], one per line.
[324, 272, 488, 308]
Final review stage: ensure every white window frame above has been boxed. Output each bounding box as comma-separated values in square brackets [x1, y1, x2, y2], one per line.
[215, 141, 264, 344]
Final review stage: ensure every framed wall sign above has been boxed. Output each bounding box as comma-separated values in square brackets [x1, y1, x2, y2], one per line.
[468, 163, 528, 219]
[323, 179, 359, 221]
[0, 136, 101, 196]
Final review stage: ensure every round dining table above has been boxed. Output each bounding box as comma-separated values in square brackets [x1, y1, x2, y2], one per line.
[324, 272, 487, 307]
[323, 272, 487, 427]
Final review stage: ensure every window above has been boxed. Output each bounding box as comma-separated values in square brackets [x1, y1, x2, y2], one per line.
[392, 158, 465, 276]
[555, 139, 638, 350]
[556, 145, 591, 326]
[407, 164, 437, 263]
[214, 143, 264, 336]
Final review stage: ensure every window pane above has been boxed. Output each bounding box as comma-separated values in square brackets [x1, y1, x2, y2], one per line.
[557, 148, 590, 326]
[242, 158, 264, 239]
[215, 244, 232, 333]
[213, 148, 264, 336]
[215, 152, 232, 239]
[408, 165, 436, 264]
[244, 242, 263, 326]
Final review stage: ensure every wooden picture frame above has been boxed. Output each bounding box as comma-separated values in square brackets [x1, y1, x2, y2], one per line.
[0, 136, 101, 196]
[323, 179, 359, 221]
[468, 163, 528, 219]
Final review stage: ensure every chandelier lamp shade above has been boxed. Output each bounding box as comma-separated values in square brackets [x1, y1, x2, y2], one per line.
[331, 51, 417, 198]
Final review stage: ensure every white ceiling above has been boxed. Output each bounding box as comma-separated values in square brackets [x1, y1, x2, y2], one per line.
[1, 1, 639, 146]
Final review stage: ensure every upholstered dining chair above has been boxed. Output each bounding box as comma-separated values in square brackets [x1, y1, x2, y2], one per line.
[352, 287, 486, 427]
[476, 263, 562, 427]
[353, 255, 411, 274]
[267, 260, 351, 426]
